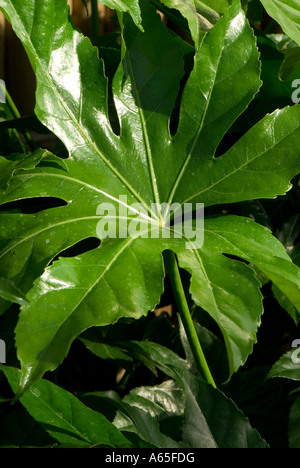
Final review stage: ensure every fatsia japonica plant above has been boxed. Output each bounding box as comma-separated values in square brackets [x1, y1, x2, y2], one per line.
[0, 0, 300, 449]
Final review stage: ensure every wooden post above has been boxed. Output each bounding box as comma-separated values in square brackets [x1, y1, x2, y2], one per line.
[0, 12, 5, 80]
[67, 0, 73, 15]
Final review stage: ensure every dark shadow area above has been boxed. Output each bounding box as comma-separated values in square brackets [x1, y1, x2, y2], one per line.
[0, 197, 67, 214]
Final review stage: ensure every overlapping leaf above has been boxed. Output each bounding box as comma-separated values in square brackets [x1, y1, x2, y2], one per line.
[1, 366, 133, 448]
[1, 351, 269, 448]
[0, 278, 28, 305]
[268, 348, 300, 381]
[0, 0, 299, 394]
[99, 0, 233, 47]
[106, 341, 269, 448]
[260, 0, 300, 47]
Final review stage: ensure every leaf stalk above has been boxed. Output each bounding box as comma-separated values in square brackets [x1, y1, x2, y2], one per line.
[91, 0, 99, 42]
[164, 250, 217, 388]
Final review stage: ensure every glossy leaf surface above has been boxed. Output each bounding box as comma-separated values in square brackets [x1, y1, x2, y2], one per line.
[176, 367, 269, 448]
[0, 0, 299, 393]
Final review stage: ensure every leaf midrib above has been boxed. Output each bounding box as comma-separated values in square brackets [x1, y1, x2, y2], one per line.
[180, 117, 299, 205]
[26, 231, 149, 370]
[164, 22, 227, 215]
[27, 388, 94, 446]
[124, 51, 162, 219]
[4, 170, 155, 221]
[6, 2, 152, 215]
[0, 214, 149, 262]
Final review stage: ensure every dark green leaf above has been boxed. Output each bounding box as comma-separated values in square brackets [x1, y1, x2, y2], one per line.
[0, 103, 27, 156]
[113, 380, 184, 440]
[175, 367, 269, 448]
[1, 366, 133, 448]
[179, 318, 229, 384]
[289, 394, 300, 448]
[0, 114, 49, 135]
[0, 405, 55, 448]
[79, 330, 133, 363]
[114, 341, 269, 448]
[79, 387, 184, 448]
[268, 348, 300, 381]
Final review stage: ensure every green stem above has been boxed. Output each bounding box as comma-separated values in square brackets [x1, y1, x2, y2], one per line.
[91, 0, 99, 42]
[164, 250, 216, 388]
[0, 81, 37, 152]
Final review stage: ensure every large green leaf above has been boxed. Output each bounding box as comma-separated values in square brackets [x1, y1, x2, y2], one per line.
[1, 366, 133, 448]
[260, 0, 300, 47]
[0, 0, 299, 394]
[176, 215, 300, 373]
[175, 367, 269, 448]
[104, 341, 269, 447]
[108, 384, 185, 448]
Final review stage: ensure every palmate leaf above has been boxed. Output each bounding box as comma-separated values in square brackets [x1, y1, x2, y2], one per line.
[0, 0, 300, 393]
